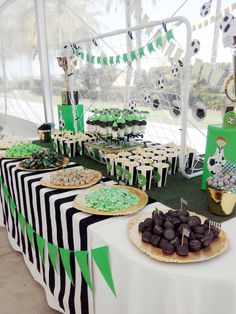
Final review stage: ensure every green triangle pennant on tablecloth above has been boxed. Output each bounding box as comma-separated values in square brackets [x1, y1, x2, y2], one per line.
[97, 56, 101, 64]
[0, 175, 2, 184]
[48, 242, 58, 272]
[166, 29, 174, 41]
[155, 36, 163, 48]
[91, 246, 116, 296]
[103, 56, 108, 65]
[59, 248, 74, 285]
[26, 223, 34, 247]
[2, 183, 9, 201]
[116, 55, 120, 64]
[109, 56, 114, 65]
[130, 50, 137, 61]
[9, 197, 16, 216]
[138, 47, 145, 58]
[123, 53, 128, 63]
[147, 42, 155, 53]
[36, 234, 45, 263]
[86, 54, 91, 63]
[74, 250, 93, 291]
[17, 212, 26, 235]
[91, 55, 95, 64]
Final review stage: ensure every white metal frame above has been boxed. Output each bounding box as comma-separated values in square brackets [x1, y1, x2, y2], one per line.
[66, 15, 202, 179]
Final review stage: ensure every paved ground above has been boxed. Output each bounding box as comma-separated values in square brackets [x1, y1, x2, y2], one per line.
[0, 228, 58, 314]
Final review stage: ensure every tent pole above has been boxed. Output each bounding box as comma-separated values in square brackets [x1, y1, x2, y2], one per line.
[34, 0, 53, 123]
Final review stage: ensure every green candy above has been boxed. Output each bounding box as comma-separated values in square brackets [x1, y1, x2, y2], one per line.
[5, 143, 42, 158]
[85, 186, 139, 211]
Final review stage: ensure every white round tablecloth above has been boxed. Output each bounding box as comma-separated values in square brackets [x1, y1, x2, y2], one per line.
[88, 202, 236, 314]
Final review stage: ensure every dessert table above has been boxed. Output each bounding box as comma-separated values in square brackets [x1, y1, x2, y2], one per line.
[0, 157, 236, 314]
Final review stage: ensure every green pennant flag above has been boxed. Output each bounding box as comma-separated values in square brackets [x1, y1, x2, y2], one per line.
[91, 246, 116, 296]
[3, 183, 9, 201]
[122, 53, 128, 63]
[48, 242, 58, 272]
[91, 55, 95, 64]
[166, 29, 174, 41]
[116, 55, 120, 64]
[75, 250, 93, 291]
[138, 47, 145, 58]
[102, 56, 108, 65]
[0, 175, 3, 184]
[59, 248, 74, 285]
[36, 234, 45, 263]
[86, 54, 91, 63]
[17, 212, 26, 235]
[80, 52, 84, 59]
[26, 223, 34, 247]
[9, 197, 16, 216]
[147, 42, 155, 54]
[130, 50, 136, 61]
[97, 56, 101, 64]
[109, 56, 114, 65]
[155, 36, 163, 48]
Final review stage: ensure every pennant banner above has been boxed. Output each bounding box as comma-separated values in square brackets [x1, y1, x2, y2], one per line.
[92, 246, 116, 296]
[60, 248, 74, 285]
[1, 184, 116, 295]
[17, 212, 26, 235]
[48, 242, 58, 271]
[192, 2, 236, 32]
[73, 31, 174, 65]
[26, 223, 34, 247]
[75, 250, 93, 291]
[36, 234, 45, 263]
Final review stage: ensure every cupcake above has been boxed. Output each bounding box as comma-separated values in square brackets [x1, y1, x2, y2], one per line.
[132, 114, 139, 135]
[112, 122, 118, 139]
[125, 115, 133, 135]
[117, 117, 126, 138]
[99, 114, 107, 137]
[107, 115, 114, 138]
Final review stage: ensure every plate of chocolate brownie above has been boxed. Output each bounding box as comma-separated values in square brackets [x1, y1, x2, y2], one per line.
[128, 208, 230, 263]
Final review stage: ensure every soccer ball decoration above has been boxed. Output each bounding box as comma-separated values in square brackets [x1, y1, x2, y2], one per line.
[143, 95, 152, 104]
[171, 64, 179, 77]
[192, 102, 206, 121]
[152, 98, 160, 110]
[220, 14, 234, 32]
[191, 39, 201, 56]
[128, 99, 137, 110]
[169, 101, 181, 117]
[219, 14, 236, 48]
[59, 117, 65, 130]
[157, 76, 165, 89]
[200, 1, 212, 18]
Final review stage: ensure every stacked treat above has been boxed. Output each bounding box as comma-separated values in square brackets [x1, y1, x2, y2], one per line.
[207, 171, 236, 193]
[86, 108, 148, 139]
[52, 130, 95, 157]
[105, 143, 197, 190]
[139, 208, 221, 256]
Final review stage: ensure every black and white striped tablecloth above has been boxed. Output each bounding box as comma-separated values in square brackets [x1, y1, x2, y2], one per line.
[0, 158, 155, 314]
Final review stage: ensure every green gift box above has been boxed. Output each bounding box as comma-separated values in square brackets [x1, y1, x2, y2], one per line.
[57, 104, 84, 134]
